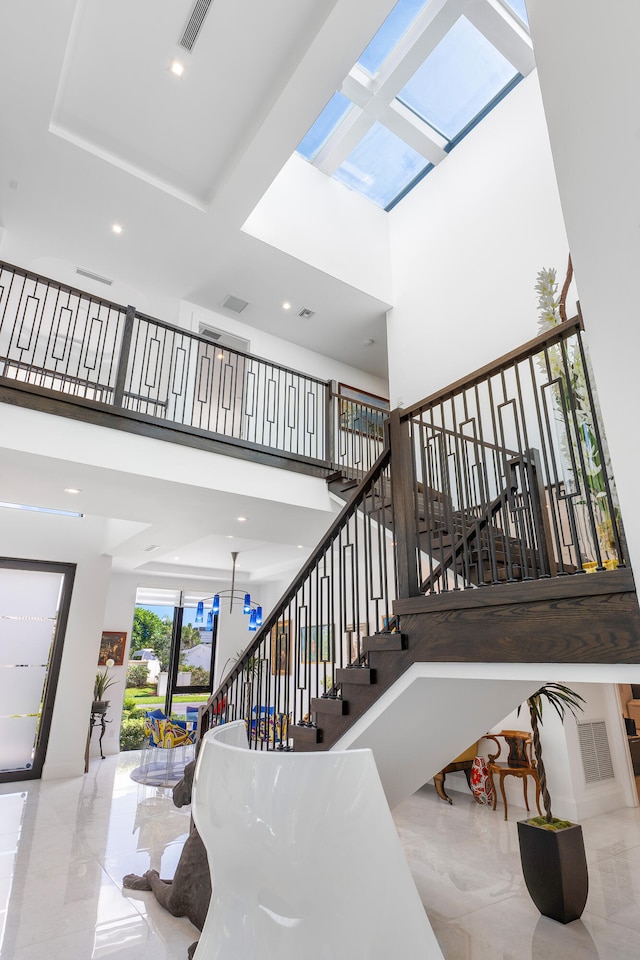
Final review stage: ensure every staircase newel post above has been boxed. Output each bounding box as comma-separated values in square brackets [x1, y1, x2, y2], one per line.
[113, 304, 136, 407]
[325, 379, 337, 468]
[387, 408, 421, 599]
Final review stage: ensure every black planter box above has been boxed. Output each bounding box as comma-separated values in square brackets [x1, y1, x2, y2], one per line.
[517, 819, 588, 924]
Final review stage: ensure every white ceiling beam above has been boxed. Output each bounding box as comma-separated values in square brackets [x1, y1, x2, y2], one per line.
[383, 101, 448, 165]
[316, 107, 375, 174]
[372, 0, 464, 103]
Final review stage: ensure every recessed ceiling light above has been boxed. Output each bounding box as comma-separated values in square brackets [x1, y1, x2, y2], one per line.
[170, 59, 185, 77]
[112, 223, 123, 235]
[237, 516, 246, 522]
[297, 544, 304, 549]
[226, 535, 234, 539]
[216, 352, 224, 359]
[173, 556, 181, 560]
[282, 302, 291, 310]
[64, 487, 81, 494]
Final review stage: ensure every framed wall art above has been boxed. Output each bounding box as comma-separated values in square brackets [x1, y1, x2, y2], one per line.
[98, 631, 127, 666]
[271, 621, 291, 675]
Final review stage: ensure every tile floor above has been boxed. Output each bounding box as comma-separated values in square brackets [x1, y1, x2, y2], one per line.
[1, 751, 640, 959]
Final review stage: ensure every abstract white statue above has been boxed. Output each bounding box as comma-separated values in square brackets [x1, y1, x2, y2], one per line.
[192, 721, 444, 959]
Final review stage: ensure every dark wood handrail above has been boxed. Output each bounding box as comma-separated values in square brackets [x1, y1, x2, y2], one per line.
[401, 315, 583, 420]
[205, 445, 391, 700]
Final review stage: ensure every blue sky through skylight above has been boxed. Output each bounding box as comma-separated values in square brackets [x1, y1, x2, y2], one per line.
[398, 17, 518, 140]
[502, 0, 528, 25]
[334, 122, 429, 208]
[357, 0, 431, 76]
[293, 0, 531, 210]
[297, 92, 353, 161]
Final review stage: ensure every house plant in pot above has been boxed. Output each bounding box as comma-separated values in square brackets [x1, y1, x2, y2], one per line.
[93, 658, 116, 714]
[516, 682, 587, 924]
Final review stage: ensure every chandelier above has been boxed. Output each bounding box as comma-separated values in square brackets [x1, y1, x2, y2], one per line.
[194, 551, 262, 632]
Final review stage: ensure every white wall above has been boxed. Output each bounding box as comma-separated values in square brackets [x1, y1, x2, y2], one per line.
[386, 72, 571, 410]
[444, 681, 636, 820]
[180, 299, 389, 400]
[96, 571, 138, 758]
[526, 0, 640, 585]
[243, 155, 393, 306]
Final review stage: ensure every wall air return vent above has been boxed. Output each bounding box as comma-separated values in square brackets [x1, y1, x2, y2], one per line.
[577, 720, 614, 783]
[76, 267, 113, 286]
[199, 326, 221, 341]
[179, 0, 214, 51]
[298, 307, 315, 319]
[198, 323, 250, 355]
[222, 294, 249, 314]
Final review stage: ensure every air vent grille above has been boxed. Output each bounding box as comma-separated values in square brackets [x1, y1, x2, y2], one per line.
[222, 295, 249, 314]
[179, 0, 213, 51]
[199, 325, 221, 341]
[578, 720, 614, 783]
[298, 307, 315, 319]
[76, 267, 112, 286]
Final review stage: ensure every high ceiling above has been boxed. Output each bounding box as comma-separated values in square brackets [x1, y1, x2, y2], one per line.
[0, 0, 534, 591]
[0, 0, 397, 379]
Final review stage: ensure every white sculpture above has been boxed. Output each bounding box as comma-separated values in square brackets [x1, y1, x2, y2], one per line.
[192, 721, 443, 959]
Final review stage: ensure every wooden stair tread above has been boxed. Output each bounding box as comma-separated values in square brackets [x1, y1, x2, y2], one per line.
[335, 666, 375, 685]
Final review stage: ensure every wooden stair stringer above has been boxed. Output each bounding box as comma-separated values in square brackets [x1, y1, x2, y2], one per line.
[296, 569, 640, 752]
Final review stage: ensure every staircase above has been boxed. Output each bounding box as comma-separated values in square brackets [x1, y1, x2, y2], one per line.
[201, 315, 640, 789]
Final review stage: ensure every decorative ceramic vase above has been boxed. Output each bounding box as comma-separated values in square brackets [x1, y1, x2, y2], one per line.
[470, 756, 493, 804]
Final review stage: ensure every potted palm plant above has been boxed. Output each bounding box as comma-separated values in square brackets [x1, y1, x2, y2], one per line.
[516, 682, 587, 923]
[93, 658, 117, 714]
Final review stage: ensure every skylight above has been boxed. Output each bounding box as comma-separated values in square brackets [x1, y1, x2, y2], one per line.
[500, 0, 528, 26]
[334, 122, 430, 208]
[294, 0, 534, 211]
[397, 17, 519, 141]
[297, 92, 353, 162]
[357, 0, 432, 76]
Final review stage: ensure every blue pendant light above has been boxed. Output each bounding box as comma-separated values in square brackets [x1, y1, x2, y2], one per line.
[248, 609, 257, 631]
[243, 593, 251, 614]
[212, 594, 220, 615]
[206, 609, 213, 631]
[195, 600, 204, 623]
[256, 605, 263, 627]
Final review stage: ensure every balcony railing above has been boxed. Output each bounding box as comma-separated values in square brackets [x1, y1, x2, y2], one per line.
[0, 261, 387, 472]
[201, 314, 628, 748]
[396, 315, 624, 595]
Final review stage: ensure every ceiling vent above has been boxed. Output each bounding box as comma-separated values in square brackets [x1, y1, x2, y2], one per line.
[143, 544, 160, 552]
[298, 307, 315, 319]
[76, 267, 112, 286]
[179, 0, 214, 51]
[222, 294, 249, 314]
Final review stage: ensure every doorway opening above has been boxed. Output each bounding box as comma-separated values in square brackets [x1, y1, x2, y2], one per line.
[0, 558, 75, 782]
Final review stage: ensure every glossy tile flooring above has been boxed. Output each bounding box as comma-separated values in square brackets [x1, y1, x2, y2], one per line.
[395, 779, 640, 960]
[1, 751, 640, 959]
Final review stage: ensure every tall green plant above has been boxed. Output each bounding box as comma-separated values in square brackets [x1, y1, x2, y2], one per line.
[518, 682, 585, 822]
[535, 262, 618, 560]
